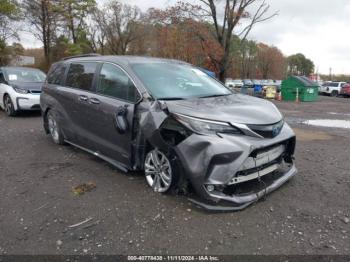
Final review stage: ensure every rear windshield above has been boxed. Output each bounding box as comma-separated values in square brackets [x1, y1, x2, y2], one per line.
[132, 63, 231, 99]
[4, 68, 46, 82]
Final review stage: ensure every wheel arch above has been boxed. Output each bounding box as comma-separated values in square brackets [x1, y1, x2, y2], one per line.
[2, 92, 18, 114]
[43, 107, 51, 134]
[3, 92, 10, 102]
[1, 92, 9, 109]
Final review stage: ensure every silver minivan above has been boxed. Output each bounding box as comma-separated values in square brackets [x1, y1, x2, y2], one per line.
[41, 55, 297, 211]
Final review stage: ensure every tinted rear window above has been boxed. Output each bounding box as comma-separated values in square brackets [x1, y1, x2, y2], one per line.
[66, 62, 97, 91]
[47, 63, 67, 85]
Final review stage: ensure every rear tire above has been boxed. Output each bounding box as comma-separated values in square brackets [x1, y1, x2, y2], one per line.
[3, 95, 17, 116]
[331, 90, 338, 97]
[47, 110, 65, 145]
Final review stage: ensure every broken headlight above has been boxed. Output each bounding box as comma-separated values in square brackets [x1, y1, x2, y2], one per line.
[173, 113, 241, 136]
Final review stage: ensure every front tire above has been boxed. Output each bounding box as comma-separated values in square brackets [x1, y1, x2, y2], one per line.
[3, 95, 17, 116]
[144, 149, 177, 193]
[47, 111, 65, 145]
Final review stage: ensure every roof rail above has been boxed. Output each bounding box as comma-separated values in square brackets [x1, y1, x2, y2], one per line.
[61, 53, 101, 61]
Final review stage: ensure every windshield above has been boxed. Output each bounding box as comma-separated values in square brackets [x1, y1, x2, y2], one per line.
[4, 68, 46, 82]
[132, 63, 231, 99]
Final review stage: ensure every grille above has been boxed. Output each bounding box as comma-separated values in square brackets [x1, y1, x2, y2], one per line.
[228, 144, 285, 185]
[248, 120, 284, 138]
[30, 90, 42, 94]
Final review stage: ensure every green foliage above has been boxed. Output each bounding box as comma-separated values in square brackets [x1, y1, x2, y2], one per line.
[0, 41, 24, 66]
[287, 53, 314, 76]
[51, 31, 93, 61]
[0, 40, 9, 65]
[0, 0, 21, 19]
[0, 0, 21, 43]
[57, 0, 96, 18]
[56, 0, 96, 43]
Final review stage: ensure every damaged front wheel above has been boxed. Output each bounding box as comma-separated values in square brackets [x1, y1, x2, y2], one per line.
[145, 149, 175, 193]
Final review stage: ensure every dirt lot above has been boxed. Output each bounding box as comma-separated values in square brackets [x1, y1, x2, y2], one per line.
[0, 96, 349, 255]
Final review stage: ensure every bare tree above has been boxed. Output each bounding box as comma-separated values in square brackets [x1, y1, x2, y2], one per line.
[239, 40, 257, 79]
[22, 0, 59, 64]
[92, 1, 143, 55]
[181, 0, 277, 81]
[87, 6, 107, 54]
[257, 43, 285, 79]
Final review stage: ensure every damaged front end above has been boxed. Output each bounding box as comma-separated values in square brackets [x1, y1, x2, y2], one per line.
[134, 98, 297, 211]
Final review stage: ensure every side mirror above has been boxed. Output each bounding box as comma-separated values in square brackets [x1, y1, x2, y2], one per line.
[114, 105, 129, 134]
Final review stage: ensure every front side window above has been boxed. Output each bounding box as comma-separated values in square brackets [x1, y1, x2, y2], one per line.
[4, 68, 46, 82]
[47, 63, 67, 85]
[132, 63, 231, 100]
[66, 62, 97, 91]
[97, 63, 140, 102]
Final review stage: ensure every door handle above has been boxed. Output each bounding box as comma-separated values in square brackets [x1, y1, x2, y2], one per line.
[78, 95, 88, 102]
[89, 97, 100, 104]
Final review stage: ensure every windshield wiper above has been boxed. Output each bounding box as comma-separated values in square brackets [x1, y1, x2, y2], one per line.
[157, 97, 186, 101]
[199, 94, 230, 99]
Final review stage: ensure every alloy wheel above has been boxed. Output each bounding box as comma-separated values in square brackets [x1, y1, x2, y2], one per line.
[48, 113, 60, 143]
[145, 149, 173, 193]
[4, 96, 13, 115]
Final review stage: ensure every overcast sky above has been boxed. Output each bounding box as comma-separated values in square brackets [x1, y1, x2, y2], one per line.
[19, 0, 350, 74]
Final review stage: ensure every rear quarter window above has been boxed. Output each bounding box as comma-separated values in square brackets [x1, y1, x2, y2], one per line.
[65, 62, 98, 91]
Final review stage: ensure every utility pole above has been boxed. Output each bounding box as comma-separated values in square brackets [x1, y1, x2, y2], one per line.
[329, 67, 332, 81]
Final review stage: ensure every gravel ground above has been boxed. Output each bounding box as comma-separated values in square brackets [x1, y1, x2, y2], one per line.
[0, 96, 349, 255]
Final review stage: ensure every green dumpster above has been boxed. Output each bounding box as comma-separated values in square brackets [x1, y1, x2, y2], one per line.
[281, 76, 319, 102]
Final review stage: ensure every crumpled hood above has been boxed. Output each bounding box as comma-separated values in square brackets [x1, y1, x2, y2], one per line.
[164, 94, 283, 125]
[8, 81, 44, 91]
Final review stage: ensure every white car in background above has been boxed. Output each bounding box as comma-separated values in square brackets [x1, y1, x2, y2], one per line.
[0, 67, 46, 116]
[319, 81, 347, 97]
[232, 79, 244, 87]
[225, 78, 243, 90]
[225, 79, 243, 89]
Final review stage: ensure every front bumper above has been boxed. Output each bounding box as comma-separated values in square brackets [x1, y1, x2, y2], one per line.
[189, 164, 297, 211]
[16, 94, 41, 110]
[174, 123, 297, 211]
